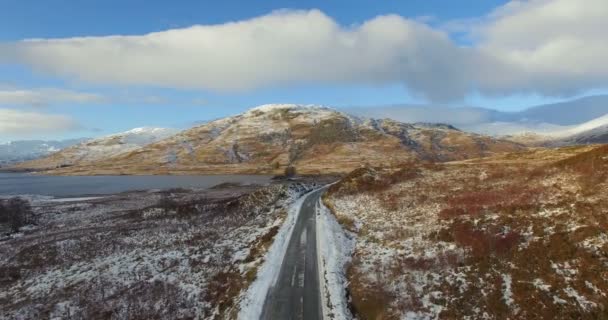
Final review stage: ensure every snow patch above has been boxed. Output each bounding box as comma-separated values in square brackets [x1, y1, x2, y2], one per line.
[317, 192, 356, 320]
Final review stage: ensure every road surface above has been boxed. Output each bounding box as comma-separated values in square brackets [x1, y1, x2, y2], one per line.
[261, 188, 324, 320]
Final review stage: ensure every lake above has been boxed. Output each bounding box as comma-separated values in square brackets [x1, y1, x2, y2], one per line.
[0, 173, 273, 197]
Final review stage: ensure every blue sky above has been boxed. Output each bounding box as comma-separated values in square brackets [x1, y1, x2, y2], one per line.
[0, 0, 606, 141]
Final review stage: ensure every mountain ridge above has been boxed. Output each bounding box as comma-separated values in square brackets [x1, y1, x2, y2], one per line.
[26, 104, 523, 175]
[346, 95, 608, 136]
[12, 127, 178, 170]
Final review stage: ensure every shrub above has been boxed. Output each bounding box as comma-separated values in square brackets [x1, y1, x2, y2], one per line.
[328, 167, 390, 196]
[389, 166, 421, 183]
[157, 194, 178, 214]
[272, 161, 280, 170]
[284, 166, 297, 178]
[450, 221, 520, 256]
[0, 197, 35, 232]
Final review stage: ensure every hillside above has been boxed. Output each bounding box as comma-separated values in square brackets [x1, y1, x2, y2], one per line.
[324, 144, 608, 319]
[13, 127, 177, 170]
[550, 114, 608, 146]
[40, 104, 523, 175]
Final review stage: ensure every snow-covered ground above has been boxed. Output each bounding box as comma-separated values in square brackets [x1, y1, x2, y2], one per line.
[0, 182, 315, 320]
[316, 192, 356, 320]
[324, 146, 608, 319]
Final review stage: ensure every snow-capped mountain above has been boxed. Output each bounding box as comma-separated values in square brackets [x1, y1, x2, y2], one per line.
[347, 95, 608, 138]
[38, 104, 523, 175]
[546, 113, 608, 145]
[0, 138, 88, 166]
[13, 127, 178, 170]
[498, 112, 608, 146]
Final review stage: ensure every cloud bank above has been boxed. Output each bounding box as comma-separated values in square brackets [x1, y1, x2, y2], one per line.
[0, 109, 81, 135]
[0, 0, 606, 101]
[0, 87, 105, 107]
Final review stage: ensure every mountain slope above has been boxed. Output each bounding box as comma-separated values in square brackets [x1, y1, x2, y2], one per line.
[503, 113, 608, 146]
[13, 127, 178, 170]
[0, 138, 88, 167]
[324, 145, 608, 319]
[44, 104, 523, 175]
[513, 95, 608, 125]
[549, 113, 608, 145]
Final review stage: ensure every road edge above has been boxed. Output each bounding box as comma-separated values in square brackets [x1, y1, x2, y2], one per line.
[316, 188, 356, 320]
[237, 186, 318, 320]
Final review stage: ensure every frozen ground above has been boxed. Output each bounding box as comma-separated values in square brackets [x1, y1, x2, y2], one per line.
[316, 191, 356, 320]
[0, 182, 316, 320]
[324, 145, 608, 319]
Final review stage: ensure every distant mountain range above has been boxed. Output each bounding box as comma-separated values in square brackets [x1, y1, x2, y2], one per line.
[346, 95, 608, 145]
[14, 104, 522, 175]
[11, 127, 178, 170]
[535, 113, 608, 146]
[0, 138, 88, 167]
[346, 95, 608, 135]
[5, 97, 607, 173]
[504, 95, 608, 125]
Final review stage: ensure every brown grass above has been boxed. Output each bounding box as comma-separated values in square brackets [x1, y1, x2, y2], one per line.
[439, 184, 544, 218]
[348, 257, 400, 320]
[554, 144, 608, 193]
[449, 220, 521, 256]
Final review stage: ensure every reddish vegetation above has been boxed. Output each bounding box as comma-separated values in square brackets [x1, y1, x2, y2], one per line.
[439, 184, 544, 218]
[326, 144, 608, 319]
[450, 221, 521, 256]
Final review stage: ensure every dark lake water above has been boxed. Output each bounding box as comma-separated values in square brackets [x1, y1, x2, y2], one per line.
[0, 173, 273, 197]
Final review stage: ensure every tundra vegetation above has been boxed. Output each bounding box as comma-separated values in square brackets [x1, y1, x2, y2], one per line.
[324, 144, 608, 319]
[0, 182, 314, 320]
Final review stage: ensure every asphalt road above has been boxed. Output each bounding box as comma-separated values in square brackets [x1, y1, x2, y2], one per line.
[261, 188, 324, 320]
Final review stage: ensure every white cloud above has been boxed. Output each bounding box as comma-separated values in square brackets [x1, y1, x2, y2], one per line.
[0, 10, 473, 102]
[0, 1, 607, 101]
[473, 0, 608, 96]
[345, 105, 494, 126]
[0, 88, 105, 106]
[0, 109, 81, 135]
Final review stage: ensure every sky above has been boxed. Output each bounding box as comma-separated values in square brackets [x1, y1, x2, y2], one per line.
[1, 0, 607, 141]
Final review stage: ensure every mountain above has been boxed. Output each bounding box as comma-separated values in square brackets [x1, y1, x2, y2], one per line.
[0, 138, 88, 167]
[38, 104, 523, 175]
[346, 95, 608, 137]
[498, 112, 608, 146]
[13, 127, 178, 170]
[547, 113, 608, 145]
[512, 95, 608, 125]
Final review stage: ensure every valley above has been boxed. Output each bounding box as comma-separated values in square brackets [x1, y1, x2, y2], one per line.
[1, 104, 607, 320]
[3, 2, 608, 319]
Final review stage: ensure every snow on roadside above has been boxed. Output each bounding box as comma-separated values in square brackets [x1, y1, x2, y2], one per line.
[236, 188, 317, 320]
[317, 194, 356, 320]
[43, 196, 104, 203]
